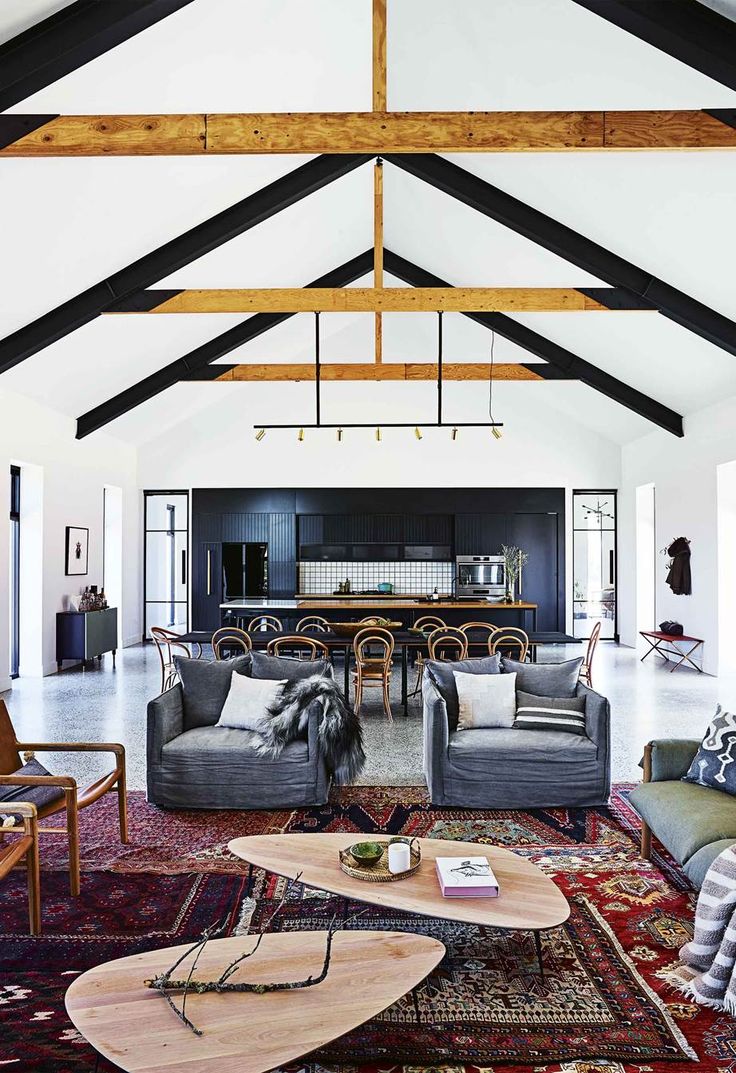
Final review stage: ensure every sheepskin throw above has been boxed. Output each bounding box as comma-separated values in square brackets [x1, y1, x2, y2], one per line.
[667, 845, 736, 1012]
[254, 674, 365, 784]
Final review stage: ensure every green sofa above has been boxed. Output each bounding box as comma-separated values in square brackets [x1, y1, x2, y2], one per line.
[629, 738, 736, 888]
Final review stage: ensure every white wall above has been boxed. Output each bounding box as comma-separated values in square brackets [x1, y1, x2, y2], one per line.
[0, 387, 142, 683]
[620, 396, 736, 674]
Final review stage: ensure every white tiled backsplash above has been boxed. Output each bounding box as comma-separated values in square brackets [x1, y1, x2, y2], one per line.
[298, 561, 455, 594]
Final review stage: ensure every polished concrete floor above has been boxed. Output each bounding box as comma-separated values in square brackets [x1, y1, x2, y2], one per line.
[0, 641, 726, 792]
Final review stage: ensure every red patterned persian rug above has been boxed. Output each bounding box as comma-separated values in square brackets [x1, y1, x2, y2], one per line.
[0, 785, 733, 1073]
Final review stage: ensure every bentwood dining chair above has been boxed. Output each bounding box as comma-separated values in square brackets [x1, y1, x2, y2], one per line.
[580, 621, 602, 689]
[409, 615, 447, 698]
[427, 627, 469, 662]
[295, 615, 329, 633]
[0, 699, 127, 897]
[247, 615, 284, 633]
[459, 621, 500, 654]
[151, 626, 198, 693]
[491, 628, 530, 663]
[352, 627, 394, 721]
[211, 627, 252, 660]
[0, 801, 41, 934]
[267, 635, 329, 660]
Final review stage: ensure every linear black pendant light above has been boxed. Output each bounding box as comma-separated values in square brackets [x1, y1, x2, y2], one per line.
[253, 311, 504, 441]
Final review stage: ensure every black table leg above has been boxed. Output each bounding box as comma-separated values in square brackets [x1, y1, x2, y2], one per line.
[344, 644, 350, 699]
[401, 645, 408, 716]
[533, 930, 544, 982]
[245, 862, 254, 897]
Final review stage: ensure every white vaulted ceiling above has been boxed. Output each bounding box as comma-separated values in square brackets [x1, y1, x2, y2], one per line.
[1, 0, 736, 447]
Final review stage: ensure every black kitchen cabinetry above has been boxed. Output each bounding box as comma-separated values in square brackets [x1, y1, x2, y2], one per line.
[191, 489, 565, 631]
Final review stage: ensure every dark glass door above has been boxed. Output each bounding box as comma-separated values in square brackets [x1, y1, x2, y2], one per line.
[9, 466, 20, 678]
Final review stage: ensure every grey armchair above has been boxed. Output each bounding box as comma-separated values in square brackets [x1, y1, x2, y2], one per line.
[146, 655, 331, 809]
[423, 673, 611, 808]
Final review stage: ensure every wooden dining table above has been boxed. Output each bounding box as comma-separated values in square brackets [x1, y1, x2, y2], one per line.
[176, 628, 579, 716]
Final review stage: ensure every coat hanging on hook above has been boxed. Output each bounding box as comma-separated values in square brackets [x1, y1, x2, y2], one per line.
[665, 537, 691, 596]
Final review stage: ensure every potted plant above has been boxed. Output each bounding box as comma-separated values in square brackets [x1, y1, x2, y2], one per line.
[500, 544, 529, 603]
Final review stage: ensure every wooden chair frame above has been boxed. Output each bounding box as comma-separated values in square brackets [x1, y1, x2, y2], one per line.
[247, 615, 284, 633]
[491, 628, 530, 663]
[266, 635, 329, 660]
[0, 699, 127, 897]
[409, 615, 448, 697]
[352, 627, 394, 722]
[459, 621, 500, 654]
[151, 626, 199, 693]
[211, 627, 252, 660]
[295, 615, 329, 633]
[580, 620, 602, 689]
[427, 627, 469, 662]
[0, 801, 40, 934]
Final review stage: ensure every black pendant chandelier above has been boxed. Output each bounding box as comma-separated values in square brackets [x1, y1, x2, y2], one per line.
[254, 312, 504, 441]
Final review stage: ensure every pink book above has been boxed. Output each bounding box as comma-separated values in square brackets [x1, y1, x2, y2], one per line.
[435, 856, 499, 898]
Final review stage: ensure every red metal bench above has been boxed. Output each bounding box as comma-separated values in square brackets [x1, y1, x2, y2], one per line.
[639, 630, 704, 673]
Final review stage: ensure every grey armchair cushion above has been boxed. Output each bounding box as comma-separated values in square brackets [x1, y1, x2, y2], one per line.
[425, 655, 500, 732]
[629, 779, 736, 864]
[250, 650, 331, 682]
[0, 757, 65, 815]
[174, 655, 252, 729]
[501, 656, 583, 697]
[448, 726, 597, 767]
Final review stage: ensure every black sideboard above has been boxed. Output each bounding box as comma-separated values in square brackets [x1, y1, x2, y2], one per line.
[56, 608, 118, 671]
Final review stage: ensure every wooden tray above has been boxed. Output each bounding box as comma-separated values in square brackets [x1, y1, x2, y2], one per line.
[339, 840, 421, 882]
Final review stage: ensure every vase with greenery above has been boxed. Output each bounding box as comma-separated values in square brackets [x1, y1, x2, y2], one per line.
[500, 544, 529, 603]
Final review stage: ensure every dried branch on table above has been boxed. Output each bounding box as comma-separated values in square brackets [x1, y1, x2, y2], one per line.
[145, 872, 364, 1036]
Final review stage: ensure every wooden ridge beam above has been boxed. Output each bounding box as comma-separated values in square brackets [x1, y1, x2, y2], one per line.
[197, 362, 550, 382]
[2, 109, 736, 155]
[106, 286, 650, 314]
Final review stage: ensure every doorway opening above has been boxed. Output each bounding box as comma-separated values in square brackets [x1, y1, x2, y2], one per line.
[717, 461, 736, 676]
[9, 466, 20, 678]
[144, 491, 189, 638]
[636, 483, 656, 640]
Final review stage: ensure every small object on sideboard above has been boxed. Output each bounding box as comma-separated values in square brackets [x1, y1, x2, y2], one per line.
[56, 607, 118, 672]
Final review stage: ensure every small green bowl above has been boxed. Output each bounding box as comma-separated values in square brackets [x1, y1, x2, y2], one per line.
[350, 841, 384, 867]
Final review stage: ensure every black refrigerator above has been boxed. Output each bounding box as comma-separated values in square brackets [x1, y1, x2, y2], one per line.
[221, 542, 268, 600]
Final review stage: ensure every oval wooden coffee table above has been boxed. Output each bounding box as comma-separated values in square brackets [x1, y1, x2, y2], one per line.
[65, 930, 445, 1073]
[229, 833, 570, 978]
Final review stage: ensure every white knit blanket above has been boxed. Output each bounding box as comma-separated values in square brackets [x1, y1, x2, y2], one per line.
[667, 844, 736, 1012]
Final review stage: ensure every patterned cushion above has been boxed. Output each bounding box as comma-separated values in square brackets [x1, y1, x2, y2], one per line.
[683, 706, 736, 794]
[0, 757, 65, 826]
[513, 690, 587, 736]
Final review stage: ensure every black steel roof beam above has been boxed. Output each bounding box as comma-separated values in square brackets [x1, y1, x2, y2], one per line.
[571, 0, 736, 93]
[384, 249, 684, 437]
[0, 153, 369, 375]
[75, 249, 374, 438]
[0, 1, 198, 112]
[385, 153, 736, 360]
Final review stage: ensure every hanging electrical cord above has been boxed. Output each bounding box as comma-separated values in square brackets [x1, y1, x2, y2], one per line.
[488, 329, 502, 439]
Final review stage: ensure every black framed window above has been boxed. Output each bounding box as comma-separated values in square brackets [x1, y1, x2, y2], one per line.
[572, 489, 617, 641]
[144, 491, 189, 638]
[9, 466, 20, 678]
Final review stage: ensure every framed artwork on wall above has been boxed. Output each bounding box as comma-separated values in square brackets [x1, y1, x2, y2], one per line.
[65, 526, 89, 576]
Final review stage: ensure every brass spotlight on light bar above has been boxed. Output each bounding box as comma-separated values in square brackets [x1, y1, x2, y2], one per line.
[414, 426, 422, 440]
[336, 427, 343, 442]
[375, 427, 382, 442]
[492, 426, 503, 440]
[255, 428, 265, 442]
[451, 427, 458, 441]
[298, 427, 305, 442]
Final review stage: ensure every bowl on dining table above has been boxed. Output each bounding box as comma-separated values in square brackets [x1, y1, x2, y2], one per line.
[326, 619, 402, 638]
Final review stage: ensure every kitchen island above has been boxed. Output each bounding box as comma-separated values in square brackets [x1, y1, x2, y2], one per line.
[221, 597, 538, 631]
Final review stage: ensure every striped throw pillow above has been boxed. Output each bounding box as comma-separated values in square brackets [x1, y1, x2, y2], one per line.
[513, 690, 587, 736]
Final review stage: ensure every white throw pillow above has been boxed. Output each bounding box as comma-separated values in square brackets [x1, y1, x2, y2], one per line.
[453, 670, 517, 730]
[216, 672, 287, 731]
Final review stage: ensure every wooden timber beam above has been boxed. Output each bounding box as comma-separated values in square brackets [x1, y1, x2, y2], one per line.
[198, 363, 550, 382]
[373, 0, 387, 111]
[2, 109, 736, 154]
[106, 286, 651, 314]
